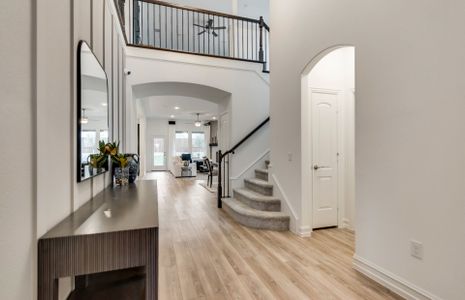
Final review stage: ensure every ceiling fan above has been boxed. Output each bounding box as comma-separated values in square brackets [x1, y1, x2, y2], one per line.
[194, 19, 226, 37]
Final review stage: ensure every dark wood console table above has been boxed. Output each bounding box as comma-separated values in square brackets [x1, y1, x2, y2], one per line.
[38, 180, 159, 300]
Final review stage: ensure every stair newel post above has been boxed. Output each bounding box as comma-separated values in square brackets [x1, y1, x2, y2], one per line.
[217, 150, 223, 208]
[258, 16, 265, 63]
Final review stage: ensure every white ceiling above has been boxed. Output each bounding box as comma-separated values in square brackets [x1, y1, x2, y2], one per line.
[139, 95, 219, 121]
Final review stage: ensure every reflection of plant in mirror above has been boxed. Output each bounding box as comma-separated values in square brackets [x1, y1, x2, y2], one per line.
[88, 154, 107, 169]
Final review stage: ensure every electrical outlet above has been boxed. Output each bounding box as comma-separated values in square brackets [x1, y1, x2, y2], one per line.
[410, 240, 423, 260]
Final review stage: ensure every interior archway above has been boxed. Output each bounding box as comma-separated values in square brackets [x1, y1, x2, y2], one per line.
[129, 81, 232, 177]
[300, 46, 355, 235]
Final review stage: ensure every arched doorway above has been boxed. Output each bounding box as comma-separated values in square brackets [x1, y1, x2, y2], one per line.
[129, 81, 231, 178]
[301, 46, 355, 231]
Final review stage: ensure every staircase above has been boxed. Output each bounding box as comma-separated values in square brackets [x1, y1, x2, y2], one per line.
[222, 161, 290, 231]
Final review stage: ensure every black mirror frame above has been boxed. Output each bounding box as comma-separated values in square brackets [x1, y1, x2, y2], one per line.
[77, 40, 110, 183]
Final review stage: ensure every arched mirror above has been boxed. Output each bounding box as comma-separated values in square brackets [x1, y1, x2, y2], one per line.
[77, 41, 109, 182]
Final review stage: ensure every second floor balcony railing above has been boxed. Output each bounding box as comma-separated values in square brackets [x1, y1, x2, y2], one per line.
[115, 0, 270, 72]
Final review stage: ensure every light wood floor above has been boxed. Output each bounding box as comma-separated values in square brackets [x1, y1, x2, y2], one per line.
[144, 172, 402, 300]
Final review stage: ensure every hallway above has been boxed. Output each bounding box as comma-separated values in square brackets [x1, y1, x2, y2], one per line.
[143, 172, 401, 300]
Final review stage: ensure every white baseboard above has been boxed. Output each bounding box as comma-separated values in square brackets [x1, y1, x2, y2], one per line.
[269, 172, 300, 235]
[353, 255, 440, 300]
[297, 225, 312, 237]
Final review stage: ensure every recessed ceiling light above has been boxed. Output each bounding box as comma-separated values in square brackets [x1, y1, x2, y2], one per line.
[170, 115, 175, 118]
[174, 106, 180, 110]
[212, 116, 217, 120]
[101, 103, 107, 107]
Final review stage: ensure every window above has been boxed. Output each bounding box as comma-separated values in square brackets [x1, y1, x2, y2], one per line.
[99, 130, 109, 143]
[174, 131, 190, 156]
[191, 132, 206, 160]
[81, 130, 97, 163]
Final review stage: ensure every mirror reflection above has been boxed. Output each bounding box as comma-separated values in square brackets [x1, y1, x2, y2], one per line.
[78, 41, 109, 182]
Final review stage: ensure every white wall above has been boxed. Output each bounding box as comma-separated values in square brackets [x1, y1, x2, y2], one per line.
[125, 48, 270, 183]
[305, 47, 355, 229]
[33, 0, 124, 299]
[0, 0, 35, 299]
[270, 0, 465, 299]
[36, 0, 126, 237]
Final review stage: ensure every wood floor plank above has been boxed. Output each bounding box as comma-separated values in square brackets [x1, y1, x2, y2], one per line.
[142, 172, 403, 300]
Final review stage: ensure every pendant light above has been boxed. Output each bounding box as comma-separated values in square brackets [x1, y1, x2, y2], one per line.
[80, 108, 89, 124]
[194, 113, 202, 127]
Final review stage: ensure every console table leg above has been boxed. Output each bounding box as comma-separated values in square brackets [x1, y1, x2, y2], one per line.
[38, 277, 58, 300]
[146, 230, 158, 300]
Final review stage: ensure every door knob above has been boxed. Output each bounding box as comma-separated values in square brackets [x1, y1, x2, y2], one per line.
[314, 165, 329, 170]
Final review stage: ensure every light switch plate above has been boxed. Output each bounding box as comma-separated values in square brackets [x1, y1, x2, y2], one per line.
[410, 240, 423, 260]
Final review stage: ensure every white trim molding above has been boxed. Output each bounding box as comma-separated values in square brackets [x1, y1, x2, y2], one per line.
[230, 149, 270, 181]
[269, 172, 300, 235]
[353, 255, 441, 300]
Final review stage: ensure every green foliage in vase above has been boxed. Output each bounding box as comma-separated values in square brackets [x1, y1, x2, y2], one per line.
[112, 153, 128, 168]
[104, 141, 119, 156]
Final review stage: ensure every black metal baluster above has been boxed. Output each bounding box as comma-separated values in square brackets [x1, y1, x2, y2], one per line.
[145, 1, 148, 45]
[247, 21, 249, 60]
[226, 154, 230, 197]
[222, 17, 225, 56]
[140, 2, 144, 44]
[182, 9, 184, 51]
[203, 13, 205, 54]
[217, 150, 222, 208]
[234, 20, 240, 57]
[223, 156, 226, 198]
[152, 4, 155, 46]
[176, 8, 179, 50]
[171, 7, 173, 49]
[132, 0, 135, 44]
[208, 14, 211, 54]
[242, 20, 244, 60]
[165, 5, 168, 48]
[259, 16, 264, 63]
[213, 15, 216, 54]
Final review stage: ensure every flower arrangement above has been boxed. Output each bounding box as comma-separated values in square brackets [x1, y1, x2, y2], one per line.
[102, 141, 130, 186]
[87, 140, 132, 185]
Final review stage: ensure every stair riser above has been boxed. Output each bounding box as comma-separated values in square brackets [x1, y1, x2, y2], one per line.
[234, 192, 280, 212]
[255, 171, 268, 181]
[245, 181, 273, 196]
[223, 204, 289, 231]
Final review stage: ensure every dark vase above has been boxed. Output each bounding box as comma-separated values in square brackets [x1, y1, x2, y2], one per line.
[125, 153, 140, 183]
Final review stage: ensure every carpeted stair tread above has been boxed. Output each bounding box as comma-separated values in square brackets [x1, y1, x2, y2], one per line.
[222, 198, 290, 231]
[223, 198, 289, 219]
[255, 168, 269, 175]
[234, 188, 279, 203]
[245, 178, 273, 188]
[254, 168, 269, 181]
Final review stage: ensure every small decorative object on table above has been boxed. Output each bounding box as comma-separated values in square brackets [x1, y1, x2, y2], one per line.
[112, 153, 129, 186]
[125, 153, 140, 183]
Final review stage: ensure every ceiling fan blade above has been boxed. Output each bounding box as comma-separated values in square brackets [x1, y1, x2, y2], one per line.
[193, 24, 205, 28]
[211, 26, 227, 30]
[198, 30, 206, 35]
[212, 31, 218, 37]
